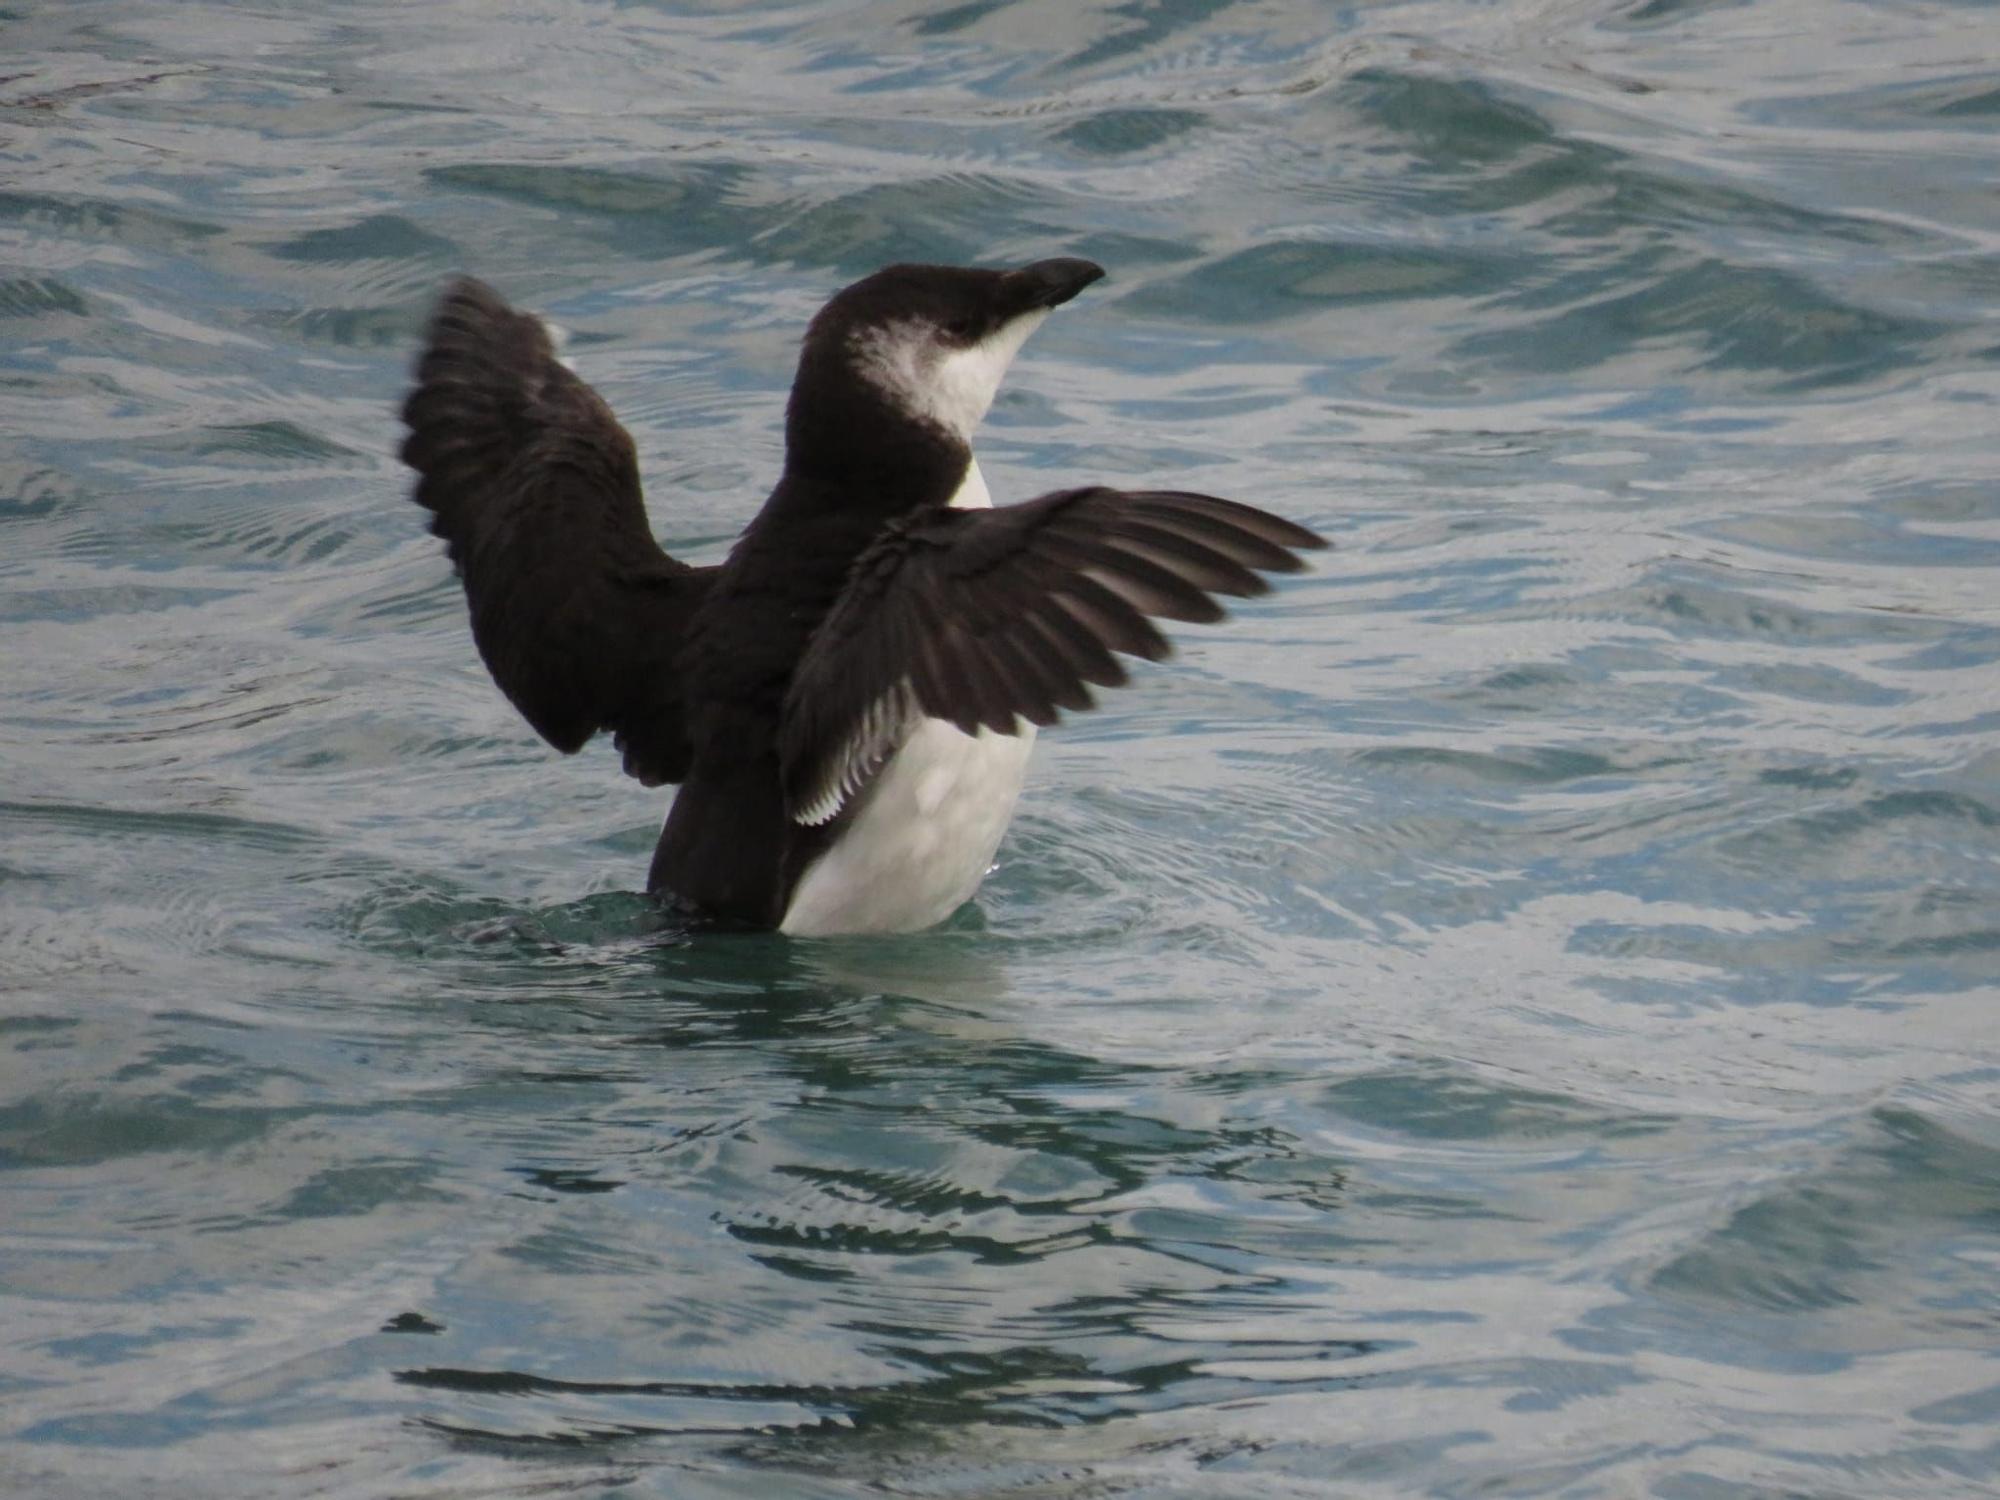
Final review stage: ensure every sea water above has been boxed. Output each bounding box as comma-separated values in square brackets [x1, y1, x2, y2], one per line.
[3, 1, 1998, 1494]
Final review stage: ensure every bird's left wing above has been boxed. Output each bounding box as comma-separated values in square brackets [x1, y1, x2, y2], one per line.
[401, 277, 715, 786]
[778, 487, 1325, 824]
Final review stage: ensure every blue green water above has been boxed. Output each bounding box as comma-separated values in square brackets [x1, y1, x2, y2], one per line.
[4, 0, 1999, 1494]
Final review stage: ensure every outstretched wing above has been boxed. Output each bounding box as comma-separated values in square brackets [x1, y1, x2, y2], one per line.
[779, 487, 1326, 824]
[401, 277, 715, 786]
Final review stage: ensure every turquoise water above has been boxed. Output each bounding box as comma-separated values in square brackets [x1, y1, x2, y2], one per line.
[5, 0, 1999, 1493]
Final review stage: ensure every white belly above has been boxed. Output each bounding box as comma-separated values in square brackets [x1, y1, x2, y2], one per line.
[780, 718, 1036, 936]
[779, 457, 1027, 938]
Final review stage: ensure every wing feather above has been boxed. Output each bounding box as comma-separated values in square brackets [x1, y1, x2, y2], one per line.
[780, 486, 1326, 823]
[401, 276, 715, 785]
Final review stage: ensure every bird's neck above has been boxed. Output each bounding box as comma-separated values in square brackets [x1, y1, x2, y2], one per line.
[783, 348, 976, 512]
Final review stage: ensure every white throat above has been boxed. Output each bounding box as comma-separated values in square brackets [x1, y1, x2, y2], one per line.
[851, 309, 1050, 441]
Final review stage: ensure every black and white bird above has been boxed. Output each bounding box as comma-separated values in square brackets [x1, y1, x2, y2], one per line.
[401, 259, 1324, 935]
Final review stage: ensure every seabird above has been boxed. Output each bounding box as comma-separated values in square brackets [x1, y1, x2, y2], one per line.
[401, 258, 1324, 935]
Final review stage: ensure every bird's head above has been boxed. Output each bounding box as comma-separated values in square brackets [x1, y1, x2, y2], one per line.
[786, 258, 1105, 473]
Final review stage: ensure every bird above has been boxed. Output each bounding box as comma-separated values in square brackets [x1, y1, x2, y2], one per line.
[400, 258, 1324, 935]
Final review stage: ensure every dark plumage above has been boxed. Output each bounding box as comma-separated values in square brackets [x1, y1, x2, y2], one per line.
[779, 487, 1323, 825]
[402, 280, 710, 787]
[402, 260, 1325, 933]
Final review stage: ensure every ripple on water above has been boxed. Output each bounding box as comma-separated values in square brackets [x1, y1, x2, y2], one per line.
[1051, 104, 1209, 156]
[376, 1038, 1386, 1444]
[0, 188, 225, 255]
[423, 160, 765, 263]
[1134, 235, 1518, 327]
[0, 462, 89, 533]
[264, 211, 459, 268]
[343, 880, 672, 963]
[5, 0, 2000, 1494]
[0, 274, 91, 323]
[1646, 1106, 2000, 1348]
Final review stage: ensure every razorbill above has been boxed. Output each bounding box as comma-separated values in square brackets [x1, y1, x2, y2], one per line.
[401, 259, 1324, 935]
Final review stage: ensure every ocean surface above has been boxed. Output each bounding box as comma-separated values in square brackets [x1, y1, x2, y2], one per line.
[4, 1, 1998, 1495]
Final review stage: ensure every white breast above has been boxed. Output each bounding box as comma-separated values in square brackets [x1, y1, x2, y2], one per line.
[779, 716, 1035, 936]
[779, 458, 1036, 936]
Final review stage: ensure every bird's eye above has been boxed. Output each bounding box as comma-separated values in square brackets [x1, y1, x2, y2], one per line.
[945, 316, 979, 341]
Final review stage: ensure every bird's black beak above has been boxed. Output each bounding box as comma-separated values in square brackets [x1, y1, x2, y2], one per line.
[1008, 258, 1106, 311]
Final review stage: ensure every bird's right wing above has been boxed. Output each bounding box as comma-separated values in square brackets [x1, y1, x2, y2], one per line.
[778, 487, 1326, 825]
[401, 277, 715, 786]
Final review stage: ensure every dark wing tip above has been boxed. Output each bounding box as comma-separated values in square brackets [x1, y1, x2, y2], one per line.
[1123, 491, 1329, 564]
[781, 486, 1323, 826]
[426, 274, 514, 330]
[406, 277, 557, 407]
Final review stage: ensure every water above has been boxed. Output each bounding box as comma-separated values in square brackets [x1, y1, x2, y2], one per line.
[4, 0, 1998, 1493]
